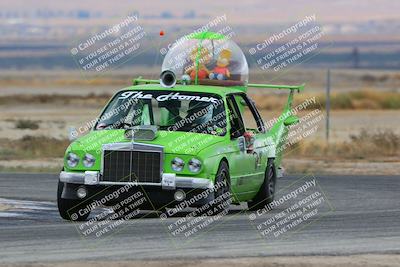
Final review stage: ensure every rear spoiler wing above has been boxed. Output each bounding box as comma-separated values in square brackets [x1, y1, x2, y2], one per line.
[132, 77, 305, 94]
[247, 83, 305, 93]
[247, 83, 305, 110]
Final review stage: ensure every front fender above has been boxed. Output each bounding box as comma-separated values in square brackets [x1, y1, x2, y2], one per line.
[202, 154, 229, 182]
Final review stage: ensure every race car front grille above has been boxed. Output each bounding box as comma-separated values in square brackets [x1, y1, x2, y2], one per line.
[101, 150, 162, 183]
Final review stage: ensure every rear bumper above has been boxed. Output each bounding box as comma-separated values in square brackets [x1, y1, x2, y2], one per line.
[59, 171, 213, 190]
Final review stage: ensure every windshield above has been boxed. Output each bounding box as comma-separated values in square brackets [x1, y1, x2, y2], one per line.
[95, 90, 227, 136]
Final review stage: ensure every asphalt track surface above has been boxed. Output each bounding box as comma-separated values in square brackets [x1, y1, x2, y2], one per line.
[0, 173, 399, 264]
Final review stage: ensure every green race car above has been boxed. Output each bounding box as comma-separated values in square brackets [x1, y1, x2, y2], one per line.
[58, 31, 303, 221]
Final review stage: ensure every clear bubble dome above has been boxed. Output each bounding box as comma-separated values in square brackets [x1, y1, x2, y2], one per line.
[162, 32, 248, 87]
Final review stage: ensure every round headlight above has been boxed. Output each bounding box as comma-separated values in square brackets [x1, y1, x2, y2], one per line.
[66, 152, 79, 168]
[83, 153, 96, 168]
[188, 158, 202, 173]
[171, 157, 184, 172]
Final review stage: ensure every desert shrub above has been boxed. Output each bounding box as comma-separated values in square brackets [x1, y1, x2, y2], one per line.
[350, 129, 399, 156]
[331, 93, 353, 109]
[15, 120, 40, 130]
[381, 97, 400, 109]
[361, 74, 376, 83]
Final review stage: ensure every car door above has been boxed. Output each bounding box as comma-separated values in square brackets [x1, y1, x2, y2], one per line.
[226, 94, 266, 199]
[231, 94, 267, 194]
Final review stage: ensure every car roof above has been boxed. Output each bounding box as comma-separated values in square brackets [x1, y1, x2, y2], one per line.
[119, 84, 245, 97]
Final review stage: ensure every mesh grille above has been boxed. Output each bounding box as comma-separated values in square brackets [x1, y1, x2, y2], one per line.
[101, 150, 161, 183]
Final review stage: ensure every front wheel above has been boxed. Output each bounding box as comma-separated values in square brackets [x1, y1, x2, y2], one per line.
[57, 181, 90, 221]
[207, 161, 231, 216]
[247, 159, 277, 211]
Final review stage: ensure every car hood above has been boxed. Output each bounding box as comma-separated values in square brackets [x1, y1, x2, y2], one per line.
[70, 129, 225, 156]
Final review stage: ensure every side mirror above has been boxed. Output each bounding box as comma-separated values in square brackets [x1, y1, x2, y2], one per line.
[243, 131, 255, 153]
[283, 115, 299, 126]
[237, 136, 246, 152]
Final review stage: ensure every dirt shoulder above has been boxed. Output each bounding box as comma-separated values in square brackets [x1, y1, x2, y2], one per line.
[2, 255, 400, 267]
[284, 158, 400, 175]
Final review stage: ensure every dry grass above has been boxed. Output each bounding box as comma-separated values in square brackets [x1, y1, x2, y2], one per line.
[0, 93, 111, 107]
[0, 130, 398, 174]
[0, 129, 398, 162]
[0, 90, 399, 110]
[251, 90, 400, 110]
[0, 165, 60, 173]
[0, 136, 69, 160]
[289, 129, 400, 160]
[0, 68, 158, 87]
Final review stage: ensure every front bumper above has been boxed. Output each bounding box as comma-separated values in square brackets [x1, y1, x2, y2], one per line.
[59, 171, 214, 207]
[59, 171, 214, 190]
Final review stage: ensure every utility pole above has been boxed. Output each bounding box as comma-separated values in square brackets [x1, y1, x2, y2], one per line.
[326, 69, 331, 142]
[352, 47, 359, 69]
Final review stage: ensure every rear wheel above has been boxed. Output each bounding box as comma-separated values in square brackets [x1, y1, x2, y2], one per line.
[57, 181, 90, 221]
[247, 159, 276, 211]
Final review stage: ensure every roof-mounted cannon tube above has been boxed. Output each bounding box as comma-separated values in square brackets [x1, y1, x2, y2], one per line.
[160, 70, 177, 88]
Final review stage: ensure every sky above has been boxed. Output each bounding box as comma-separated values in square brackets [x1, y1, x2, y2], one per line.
[1, 0, 399, 24]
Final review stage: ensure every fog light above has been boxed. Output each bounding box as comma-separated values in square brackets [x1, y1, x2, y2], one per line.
[76, 186, 87, 199]
[174, 190, 186, 201]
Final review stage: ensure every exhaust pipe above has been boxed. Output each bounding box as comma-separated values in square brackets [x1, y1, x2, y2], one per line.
[160, 70, 176, 88]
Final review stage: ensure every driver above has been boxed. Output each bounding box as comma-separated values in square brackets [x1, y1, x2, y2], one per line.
[185, 100, 214, 128]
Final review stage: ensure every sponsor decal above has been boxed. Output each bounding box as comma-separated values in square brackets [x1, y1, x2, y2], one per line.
[118, 91, 219, 103]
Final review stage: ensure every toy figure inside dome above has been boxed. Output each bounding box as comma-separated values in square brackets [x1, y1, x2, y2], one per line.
[185, 47, 211, 80]
[209, 49, 232, 80]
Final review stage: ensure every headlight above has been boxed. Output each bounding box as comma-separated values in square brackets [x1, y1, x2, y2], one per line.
[83, 153, 96, 168]
[66, 152, 79, 168]
[188, 158, 202, 173]
[171, 157, 184, 172]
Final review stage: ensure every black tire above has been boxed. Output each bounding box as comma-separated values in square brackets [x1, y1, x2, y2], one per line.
[207, 161, 231, 216]
[247, 159, 277, 211]
[57, 181, 90, 221]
